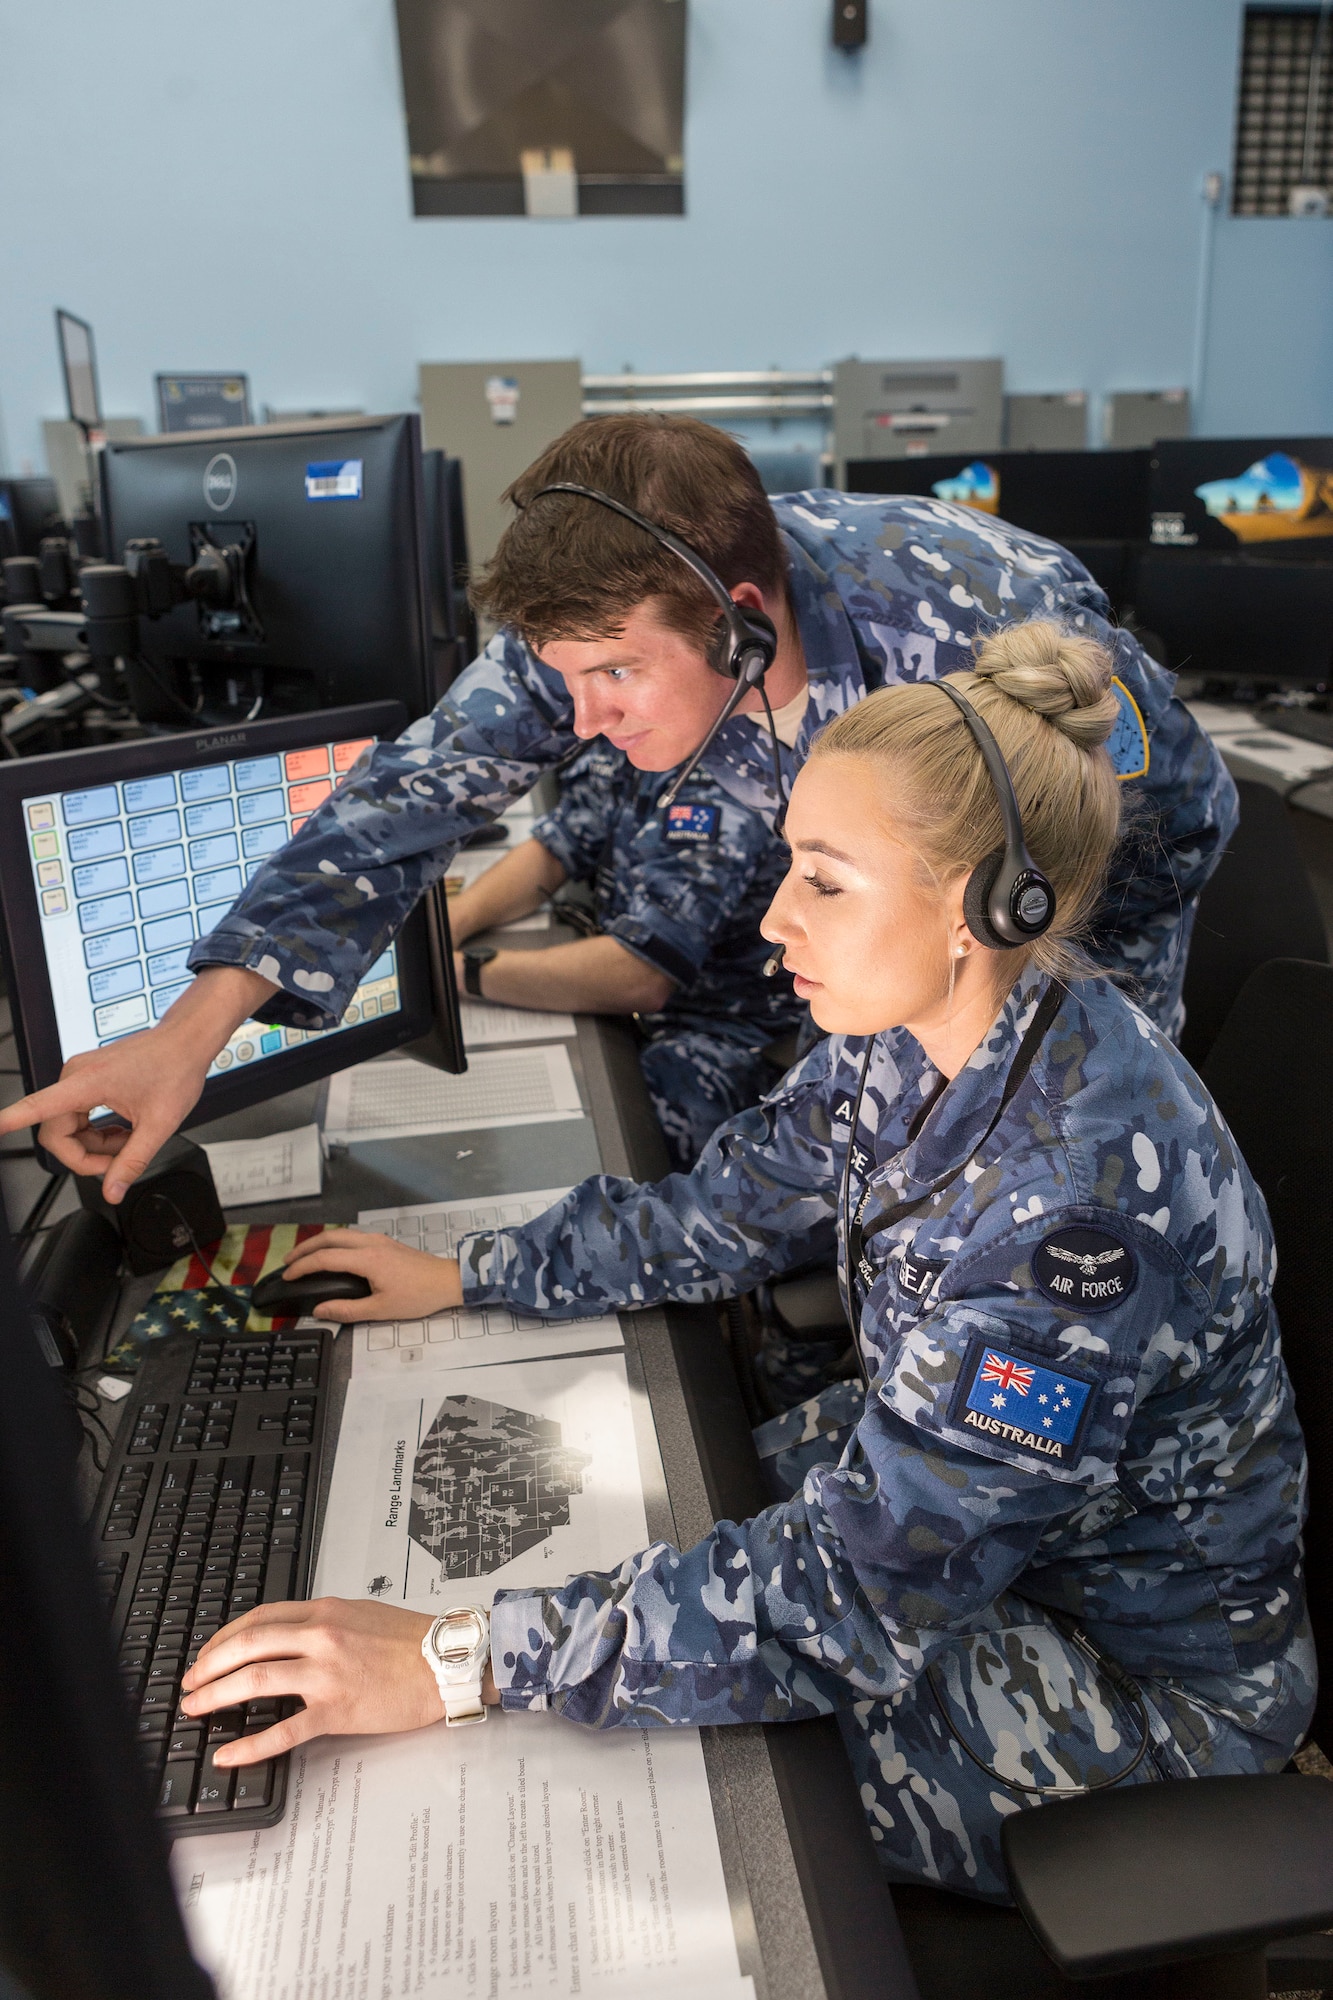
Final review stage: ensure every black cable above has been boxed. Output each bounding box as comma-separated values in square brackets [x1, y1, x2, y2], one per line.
[756, 680, 790, 830]
[924, 1625, 1155, 1798]
[153, 1195, 253, 1326]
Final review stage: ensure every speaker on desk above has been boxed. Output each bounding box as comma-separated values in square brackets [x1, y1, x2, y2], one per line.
[79, 1133, 226, 1275]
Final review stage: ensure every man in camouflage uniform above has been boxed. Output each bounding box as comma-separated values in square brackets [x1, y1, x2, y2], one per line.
[521, 739, 802, 1165]
[454, 963, 1312, 1901]
[183, 485, 1234, 1065]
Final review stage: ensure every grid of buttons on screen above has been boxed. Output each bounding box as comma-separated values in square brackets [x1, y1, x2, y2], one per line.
[24, 733, 400, 1078]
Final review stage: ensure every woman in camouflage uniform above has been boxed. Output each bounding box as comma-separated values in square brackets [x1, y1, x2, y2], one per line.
[182, 620, 1313, 1903]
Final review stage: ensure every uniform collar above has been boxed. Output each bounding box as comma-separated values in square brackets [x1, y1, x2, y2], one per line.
[874, 963, 1054, 1195]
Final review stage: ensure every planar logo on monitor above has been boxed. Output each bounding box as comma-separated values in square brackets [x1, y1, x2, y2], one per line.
[195, 731, 248, 753]
[203, 452, 237, 511]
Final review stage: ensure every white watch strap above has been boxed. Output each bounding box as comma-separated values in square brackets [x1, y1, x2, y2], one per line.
[422, 1608, 489, 1727]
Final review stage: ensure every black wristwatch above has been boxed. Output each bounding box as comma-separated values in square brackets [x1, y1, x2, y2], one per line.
[462, 946, 498, 997]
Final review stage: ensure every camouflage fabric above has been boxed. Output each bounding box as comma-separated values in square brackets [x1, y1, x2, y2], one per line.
[187, 494, 1235, 1042]
[532, 740, 800, 1165]
[463, 967, 1311, 1892]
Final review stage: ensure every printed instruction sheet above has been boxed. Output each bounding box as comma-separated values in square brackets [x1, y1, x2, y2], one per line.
[458, 999, 577, 1047]
[173, 1346, 750, 1999]
[323, 1048, 583, 1146]
[172, 1714, 752, 2000]
[352, 1189, 622, 1375]
[202, 1124, 324, 1207]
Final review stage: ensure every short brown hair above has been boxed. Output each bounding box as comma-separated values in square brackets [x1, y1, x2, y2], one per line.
[471, 413, 790, 652]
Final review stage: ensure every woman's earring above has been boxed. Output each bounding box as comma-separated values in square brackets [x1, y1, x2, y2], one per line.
[954, 944, 968, 959]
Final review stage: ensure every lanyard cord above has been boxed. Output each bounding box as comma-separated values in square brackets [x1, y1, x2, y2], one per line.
[839, 981, 1065, 1380]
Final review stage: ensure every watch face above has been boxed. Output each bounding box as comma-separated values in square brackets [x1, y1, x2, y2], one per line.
[433, 1607, 485, 1665]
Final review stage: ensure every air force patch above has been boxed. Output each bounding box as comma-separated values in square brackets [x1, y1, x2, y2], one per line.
[664, 802, 720, 845]
[1033, 1226, 1137, 1313]
[951, 1337, 1096, 1463]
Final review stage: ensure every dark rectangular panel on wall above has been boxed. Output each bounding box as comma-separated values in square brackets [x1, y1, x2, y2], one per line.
[395, 0, 686, 218]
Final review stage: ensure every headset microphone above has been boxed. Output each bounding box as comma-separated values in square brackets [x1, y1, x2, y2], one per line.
[527, 483, 784, 817]
[762, 944, 786, 978]
[934, 680, 1056, 949]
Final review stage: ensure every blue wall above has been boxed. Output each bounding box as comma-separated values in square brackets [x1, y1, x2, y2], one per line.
[1, 0, 1330, 474]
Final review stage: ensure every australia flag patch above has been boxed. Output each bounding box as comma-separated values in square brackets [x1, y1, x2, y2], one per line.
[664, 802, 720, 845]
[951, 1337, 1096, 1464]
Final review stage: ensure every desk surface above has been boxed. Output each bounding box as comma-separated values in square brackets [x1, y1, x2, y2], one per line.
[77, 1004, 918, 2000]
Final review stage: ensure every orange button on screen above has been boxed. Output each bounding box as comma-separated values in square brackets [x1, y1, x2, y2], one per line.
[333, 737, 373, 772]
[288, 779, 332, 815]
[285, 747, 330, 782]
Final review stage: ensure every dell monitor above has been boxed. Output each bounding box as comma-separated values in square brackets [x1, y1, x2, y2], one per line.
[56, 308, 103, 436]
[843, 448, 1152, 543]
[0, 700, 464, 1131]
[1148, 436, 1333, 557]
[99, 415, 434, 727]
[421, 448, 476, 695]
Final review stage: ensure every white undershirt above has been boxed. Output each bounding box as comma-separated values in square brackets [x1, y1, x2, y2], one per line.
[765, 685, 810, 748]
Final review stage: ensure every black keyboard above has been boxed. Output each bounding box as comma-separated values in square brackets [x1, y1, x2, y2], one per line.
[91, 1321, 332, 1836]
[1259, 704, 1333, 751]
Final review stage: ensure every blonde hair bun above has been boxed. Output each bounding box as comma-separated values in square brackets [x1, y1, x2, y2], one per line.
[971, 620, 1119, 751]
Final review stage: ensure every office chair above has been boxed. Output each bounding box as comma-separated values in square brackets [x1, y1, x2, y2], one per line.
[1178, 778, 1328, 1071]
[996, 960, 1333, 1998]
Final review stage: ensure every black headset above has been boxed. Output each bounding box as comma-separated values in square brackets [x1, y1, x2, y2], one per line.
[528, 482, 781, 810]
[935, 679, 1056, 949]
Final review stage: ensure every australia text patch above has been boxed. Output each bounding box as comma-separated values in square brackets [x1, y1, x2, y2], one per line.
[951, 1337, 1096, 1463]
[1033, 1226, 1137, 1313]
[895, 1246, 946, 1310]
[665, 802, 720, 845]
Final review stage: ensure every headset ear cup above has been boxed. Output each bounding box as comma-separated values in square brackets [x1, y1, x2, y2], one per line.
[705, 614, 735, 678]
[963, 848, 1006, 949]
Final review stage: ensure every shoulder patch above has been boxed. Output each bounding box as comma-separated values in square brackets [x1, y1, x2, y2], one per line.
[950, 1336, 1097, 1464]
[1033, 1225, 1137, 1313]
[664, 802, 721, 845]
[895, 1246, 947, 1310]
[1107, 677, 1149, 782]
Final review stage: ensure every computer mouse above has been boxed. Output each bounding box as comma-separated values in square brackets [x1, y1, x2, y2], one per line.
[250, 1268, 374, 1316]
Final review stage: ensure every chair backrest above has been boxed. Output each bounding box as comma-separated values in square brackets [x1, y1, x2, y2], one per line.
[1179, 779, 1328, 1070]
[1201, 959, 1333, 1750]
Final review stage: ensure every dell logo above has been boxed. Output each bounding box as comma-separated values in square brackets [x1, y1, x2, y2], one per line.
[203, 452, 237, 511]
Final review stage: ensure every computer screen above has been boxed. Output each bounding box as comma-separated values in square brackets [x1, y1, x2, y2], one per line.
[100, 415, 434, 726]
[1149, 436, 1333, 555]
[0, 702, 461, 1127]
[0, 477, 64, 559]
[843, 448, 1151, 543]
[1128, 552, 1333, 685]
[55, 309, 102, 433]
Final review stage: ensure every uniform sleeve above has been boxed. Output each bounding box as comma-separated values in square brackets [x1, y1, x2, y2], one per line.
[529, 763, 614, 884]
[488, 1211, 1216, 1729]
[457, 1041, 842, 1314]
[184, 630, 575, 1028]
[1086, 627, 1239, 1035]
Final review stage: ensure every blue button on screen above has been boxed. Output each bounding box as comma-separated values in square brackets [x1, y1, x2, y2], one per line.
[147, 945, 192, 986]
[67, 822, 125, 863]
[72, 858, 130, 899]
[62, 786, 119, 826]
[132, 844, 186, 886]
[188, 833, 238, 871]
[238, 789, 284, 827]
[180, 765, 230, 802]
[122, 775, 177, 813]
[78, 892, 135, 936]
[128, 810, 181, 850]
[88, 961, 144, 1004]
[183, 798, 235, 837]
[141, 912, 194, 953]
[152, 981, 192, 1018]
[83, 927, 139, 970]
[193, 866, 242, 905]
[235, 755, 282, 792]
[241, 822, 286, 860]
[137, 879, 191, 920]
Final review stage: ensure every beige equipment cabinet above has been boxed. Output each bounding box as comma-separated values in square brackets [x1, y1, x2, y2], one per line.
[418, 359, 583, 574]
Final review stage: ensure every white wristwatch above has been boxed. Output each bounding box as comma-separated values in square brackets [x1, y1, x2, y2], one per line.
[421, 1605, 490, 1726]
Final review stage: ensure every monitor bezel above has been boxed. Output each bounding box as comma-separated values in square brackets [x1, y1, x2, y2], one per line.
[55, 307, 102, 434]
[0, 701, 437, 1129]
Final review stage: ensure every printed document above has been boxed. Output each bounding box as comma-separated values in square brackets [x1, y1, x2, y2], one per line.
[458, 999, 576, 1047]
[201, 1124, 323, 1207]
[323, 1048, 582, 1146]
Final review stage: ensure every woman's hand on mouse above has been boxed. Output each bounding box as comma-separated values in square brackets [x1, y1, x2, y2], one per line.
[279, 1229, 464, 1323]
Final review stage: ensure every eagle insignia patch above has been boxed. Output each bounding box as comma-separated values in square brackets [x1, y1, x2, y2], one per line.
[1033, 1226, 1137, 1313]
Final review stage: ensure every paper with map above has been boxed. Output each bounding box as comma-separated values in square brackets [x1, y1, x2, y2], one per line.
[312, 1349, 647, 1607]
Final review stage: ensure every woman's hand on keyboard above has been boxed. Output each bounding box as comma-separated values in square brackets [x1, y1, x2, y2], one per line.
[280, 1227, 464, 1323]
[180, 1599, 470, 1764]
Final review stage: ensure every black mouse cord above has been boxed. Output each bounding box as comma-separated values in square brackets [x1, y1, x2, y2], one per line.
[153, 1196, 255, 1327]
